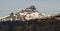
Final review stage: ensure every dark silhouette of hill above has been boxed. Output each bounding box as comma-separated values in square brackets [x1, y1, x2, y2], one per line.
[0, 17, 60, 31]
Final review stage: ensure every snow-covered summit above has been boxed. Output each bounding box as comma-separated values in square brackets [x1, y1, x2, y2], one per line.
[0, 5, 53, 21]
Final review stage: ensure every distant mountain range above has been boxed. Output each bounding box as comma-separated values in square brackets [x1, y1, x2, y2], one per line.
[0, 5, 60, 21]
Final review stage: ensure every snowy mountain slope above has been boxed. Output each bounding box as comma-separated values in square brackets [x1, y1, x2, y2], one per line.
[0, 5, 53, 21]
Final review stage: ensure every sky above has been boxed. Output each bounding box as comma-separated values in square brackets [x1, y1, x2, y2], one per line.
[0, 0, 60, 17]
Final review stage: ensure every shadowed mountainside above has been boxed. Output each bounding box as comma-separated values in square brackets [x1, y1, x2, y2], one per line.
[0, 17, 60, 31]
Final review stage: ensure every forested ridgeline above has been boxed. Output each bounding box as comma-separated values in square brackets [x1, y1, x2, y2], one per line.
[0, 18, 60, 31]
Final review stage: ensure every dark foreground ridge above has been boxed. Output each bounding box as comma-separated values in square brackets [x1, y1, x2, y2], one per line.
[0, 18, 60, 31]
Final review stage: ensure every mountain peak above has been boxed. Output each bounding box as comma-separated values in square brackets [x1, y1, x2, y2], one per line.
[20, 5, 38, 14]
[26, 5, 36, 10]
[0, 5, 53, 21]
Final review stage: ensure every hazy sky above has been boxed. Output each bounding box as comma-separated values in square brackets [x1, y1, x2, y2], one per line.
[0, 0, 60, 17]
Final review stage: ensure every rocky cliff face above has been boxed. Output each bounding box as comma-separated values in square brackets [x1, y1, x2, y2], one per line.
[0, 5, 56, 21]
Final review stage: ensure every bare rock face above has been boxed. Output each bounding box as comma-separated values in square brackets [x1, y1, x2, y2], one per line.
[0, 5, 53, 21]
[26, 5, 36, 9]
